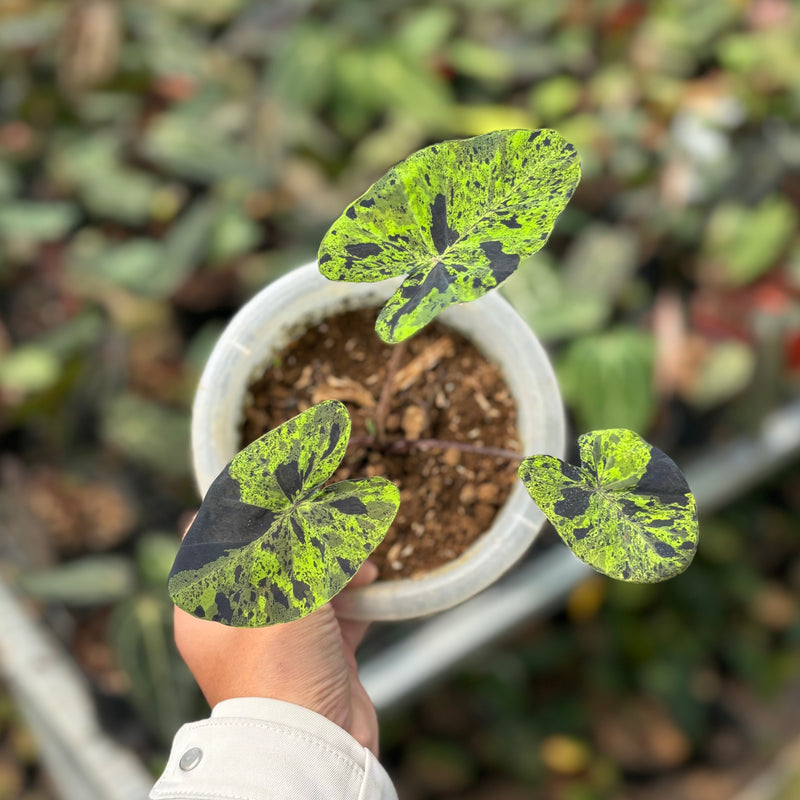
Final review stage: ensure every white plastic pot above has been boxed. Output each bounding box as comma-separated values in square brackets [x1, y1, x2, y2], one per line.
[191, 261, 565, 620]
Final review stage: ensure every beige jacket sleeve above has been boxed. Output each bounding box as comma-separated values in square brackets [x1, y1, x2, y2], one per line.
[150, 697, 398, 800]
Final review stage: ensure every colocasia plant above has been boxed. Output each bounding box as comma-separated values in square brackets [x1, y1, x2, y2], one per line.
[170, 129, 699, 627]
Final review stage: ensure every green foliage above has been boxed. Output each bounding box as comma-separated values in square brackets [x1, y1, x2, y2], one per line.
[519, 429, 698, 583]
[2, 0, 798, 788]
[701, 197, 797, 286]
[0, 346, 61, 395]
[557, 328, 656, 434]
[680, 339, 756, 410]
[501, 223, 641, 342]
[318, 129, 580, 343]
[50, 134, 162, 225]
[111, 534, 201, 747]
[111, 592, 199, 746]
[17, 555, 137, 605]
[0, 202, 78, 241]
[169, 401, 400, 627]
[102, 394, 191, 479]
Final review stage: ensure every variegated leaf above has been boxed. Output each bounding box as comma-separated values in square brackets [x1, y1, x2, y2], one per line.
[519, 429, 698, 583]
[168, 401, 400, 626]
[318, 129, 581, 343]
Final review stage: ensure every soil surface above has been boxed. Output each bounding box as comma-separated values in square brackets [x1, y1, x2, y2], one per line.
[240, 306, 521, 580]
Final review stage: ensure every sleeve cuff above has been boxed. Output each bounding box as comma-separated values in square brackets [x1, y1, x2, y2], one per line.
[150, 697, 397, 800]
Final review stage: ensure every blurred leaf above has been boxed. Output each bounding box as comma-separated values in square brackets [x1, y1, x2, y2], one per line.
[102, 393, 190, 478]
[50, 134, 161, 225]
[717, 29, 800, 88]
[74, 91, 140, 125]
[125, 3, 207, 77]
[185, 321, 225, 375]
[554, 114, 606, 178]
[36, 309, 106, 360]
[539, 734, 591, 775]
[98, 239, 167, 293]
[589, 65, 638, 110]
[447, 40, 514, 82]
[0, 346, 61, 394]
[701, 197, 797, 286]
[0, 311, 104, 401]
[18, 555, 136, 605]
[396, 7, 456, 60]
[68, 199, 219, 298]
[136, 532, 180, 589]
[501, 254, 611, 342]
[593, 695, 691, 772]
[530, 76, 583, 122]
[142, 103, 263, 184]
[680, 339, 755, 409]
[558, 328, 656, 433]
[156, 0, 248, 24]
[268, 22, 338, 111]
[0, 202, 78, 241]
[0, 8, 61, 50]
[210, 206, 263, 263]
[110, 594, 201, 745]
[333, 46, 452, 137]
[562, 224, 640, 300]
[160, 198, 218, 289]
[448, 104, 537, 137]
[68, 233, 167, 298]
[0, 163, 20, 200]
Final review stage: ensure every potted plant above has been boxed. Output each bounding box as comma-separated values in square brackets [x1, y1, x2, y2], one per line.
[173, 129, 699, 627]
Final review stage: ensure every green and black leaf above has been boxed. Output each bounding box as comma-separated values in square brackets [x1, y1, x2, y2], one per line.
[169, 401, 400, 627]
[318, 128, 581, 343]
[519, 429, 699, 583]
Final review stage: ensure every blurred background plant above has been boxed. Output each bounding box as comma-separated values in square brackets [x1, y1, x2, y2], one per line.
[1, 0, 799, 798]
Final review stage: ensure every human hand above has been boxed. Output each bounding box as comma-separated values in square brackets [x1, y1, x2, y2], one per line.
[172, 521, 380, 754]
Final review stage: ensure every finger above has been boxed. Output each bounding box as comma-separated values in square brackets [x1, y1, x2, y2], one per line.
[178, 510, 198, 541]
[332, 560, 378, 649]
[347, 559, 379, 589]
[338, 617, 371, 653]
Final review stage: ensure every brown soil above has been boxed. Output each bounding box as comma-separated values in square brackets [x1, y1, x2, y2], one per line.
[240, 306, 521, 581]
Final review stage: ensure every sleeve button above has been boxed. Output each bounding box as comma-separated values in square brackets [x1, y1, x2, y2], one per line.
[179, 747, 203, 771]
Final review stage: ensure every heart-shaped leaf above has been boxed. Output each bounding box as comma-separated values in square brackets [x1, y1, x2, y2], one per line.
[519, 429, 698, 583]
[169, 401, 400, 627]
[318, 128, 581, 343]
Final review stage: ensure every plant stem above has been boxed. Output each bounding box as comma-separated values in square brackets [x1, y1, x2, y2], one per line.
[375, 341, 407, 445]
[386, 438, 523, 461]
[348, 434, 523, 462]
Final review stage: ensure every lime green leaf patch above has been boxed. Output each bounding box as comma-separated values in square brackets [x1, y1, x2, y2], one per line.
[519, 429, 698, 583]
[318, 129, 581, 343]
[168, 401, 400, 627]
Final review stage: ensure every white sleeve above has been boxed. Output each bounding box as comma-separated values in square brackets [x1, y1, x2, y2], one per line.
[150, 697, 398, 800]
